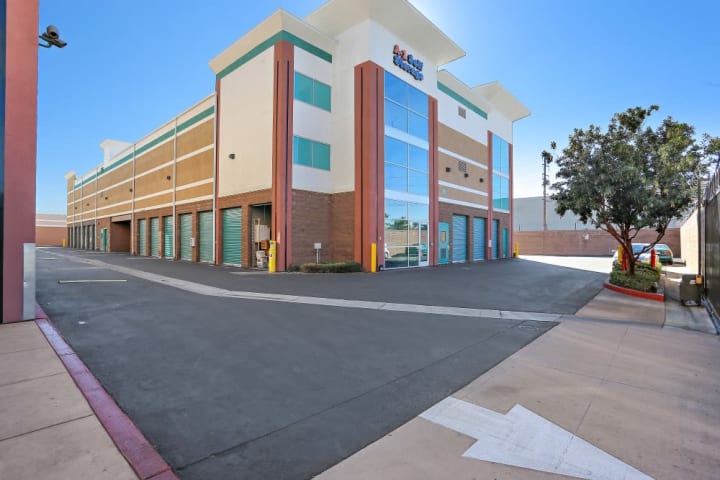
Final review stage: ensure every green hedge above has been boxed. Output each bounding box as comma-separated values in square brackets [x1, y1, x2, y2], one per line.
[300, 262, 363, 273]
[609, 262, 661, 292]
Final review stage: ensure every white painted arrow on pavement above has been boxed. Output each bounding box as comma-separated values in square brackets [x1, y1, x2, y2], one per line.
[420, 397, 653, 480]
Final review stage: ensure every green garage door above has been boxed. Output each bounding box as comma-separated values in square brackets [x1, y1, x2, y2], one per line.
[473, 217, 486, 261]
[222, 207, 242, 266]
[179, 213, 192, 261]
[452, 214, 467, 263]
[150, 217, 160, 257]
[198, 211, 214, 263]
[138, 219, 147, 256]
[163, 216, 174, 259]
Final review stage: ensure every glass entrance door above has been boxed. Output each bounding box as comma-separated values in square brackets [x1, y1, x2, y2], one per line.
[418, 223, 429, 266]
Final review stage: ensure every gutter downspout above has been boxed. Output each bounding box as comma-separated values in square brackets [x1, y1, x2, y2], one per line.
[131, 144, 136, 254]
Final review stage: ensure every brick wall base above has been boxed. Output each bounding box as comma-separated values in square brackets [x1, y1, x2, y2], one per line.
[514, 228, 681, 257]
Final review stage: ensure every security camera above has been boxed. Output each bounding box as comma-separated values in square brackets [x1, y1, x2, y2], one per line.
[45, 25, 60, 39]
[39, 24, 67, 48]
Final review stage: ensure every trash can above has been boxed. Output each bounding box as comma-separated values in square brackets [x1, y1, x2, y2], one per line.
[679, 274, 701, 306]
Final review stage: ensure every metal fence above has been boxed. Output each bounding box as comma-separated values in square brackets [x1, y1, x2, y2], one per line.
[703, 168, 720, 319]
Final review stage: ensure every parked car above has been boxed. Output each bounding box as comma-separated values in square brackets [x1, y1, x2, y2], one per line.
[612, 243, 654, 265]
[654, 243, 674, 265]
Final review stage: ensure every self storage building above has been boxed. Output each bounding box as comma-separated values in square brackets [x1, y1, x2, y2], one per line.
[65, 0, 530, 271]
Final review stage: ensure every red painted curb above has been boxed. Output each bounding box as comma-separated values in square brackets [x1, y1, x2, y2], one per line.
[604, 282, 665, 302]
[35, 305, 178, 480]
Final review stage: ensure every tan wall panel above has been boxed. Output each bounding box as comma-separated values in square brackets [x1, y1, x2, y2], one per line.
[438, 122, 488, 165]
[438, 152, 489, 191]
[135, 192, 173, 210]
[66, 177, 75, 191]
[177, 149, 214, 187]
[97, 162, 133, 191]
[177, 120, 214, 158]
[134, 165, 173, 198]
[176, 183, 213, 202]
[439, 184, 488, 207]
[135, 141, 174, 176]
[97, 205, 132, 217]
[98, 182, 133, 206]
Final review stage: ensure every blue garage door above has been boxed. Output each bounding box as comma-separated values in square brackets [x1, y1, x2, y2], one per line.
[473, 217, 486, 261]
[452, 214, 467, 263]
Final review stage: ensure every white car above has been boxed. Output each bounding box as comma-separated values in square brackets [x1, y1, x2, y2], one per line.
[612, 243, 654, 264]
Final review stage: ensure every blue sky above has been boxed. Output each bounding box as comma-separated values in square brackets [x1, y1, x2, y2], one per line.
[37, 0, 720, 213]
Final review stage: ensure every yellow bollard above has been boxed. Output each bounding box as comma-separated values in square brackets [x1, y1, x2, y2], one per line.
[371, 242, 377, 273]
[269, 240, 277, 273]
[62, 238, 67, 248]
[513, 242, 519, 257]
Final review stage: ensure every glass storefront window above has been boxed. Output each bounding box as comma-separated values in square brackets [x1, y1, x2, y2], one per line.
[384, 199, 429, 269]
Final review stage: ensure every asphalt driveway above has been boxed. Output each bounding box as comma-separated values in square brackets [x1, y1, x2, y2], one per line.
[35, 249, 590, 479]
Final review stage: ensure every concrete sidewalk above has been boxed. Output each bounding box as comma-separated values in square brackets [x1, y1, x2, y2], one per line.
[318, 289, 720, 480]
[0, 321, 138, 480]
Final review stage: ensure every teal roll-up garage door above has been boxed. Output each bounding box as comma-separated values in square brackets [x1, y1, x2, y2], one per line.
[492, 219, 499, 259]
[150, 217, 160, 257]
[473, 217, 486, 261]
[222, 207, 242, 266]
[452, 214, 467, 263]
[179, 213, 192, 261]
[138, 219, 147, 256]
[198, 211, 214, 263]
[163, 216, 174, 259]
[503, 227, 509, 259]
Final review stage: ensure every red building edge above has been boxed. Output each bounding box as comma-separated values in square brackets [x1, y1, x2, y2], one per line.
[2, 0, 39, 323]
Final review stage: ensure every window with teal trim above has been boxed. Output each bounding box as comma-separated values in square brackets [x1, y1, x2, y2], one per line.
[293, 136, 331, 171]
[492, 174, 510, 210]
[294, 72, 331, 111]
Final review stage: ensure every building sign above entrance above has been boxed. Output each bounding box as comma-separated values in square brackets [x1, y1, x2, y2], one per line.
[393, 44, 424, 81]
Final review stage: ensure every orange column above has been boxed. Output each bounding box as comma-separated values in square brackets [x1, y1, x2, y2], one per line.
[486, 131, 494, 260]
[271, 41, 294, 271]
[354, 61, 385, 271]
[428, 96, 439, 265]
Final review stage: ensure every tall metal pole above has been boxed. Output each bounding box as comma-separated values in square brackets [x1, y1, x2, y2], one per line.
[542, 156, 548, 231]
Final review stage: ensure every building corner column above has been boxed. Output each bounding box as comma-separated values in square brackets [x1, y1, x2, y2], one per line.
[428, 96, 439, 266]
[272, 40, 294, 271]
[354, 61, 384, 272]
[487, 131, 494, 260]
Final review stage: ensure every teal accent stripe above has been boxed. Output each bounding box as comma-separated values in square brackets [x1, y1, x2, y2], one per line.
[74, 106, 216, 189]
[177, 106, 214, 133]
[217, 30, 332, 80]
[437, 82, 488, 119]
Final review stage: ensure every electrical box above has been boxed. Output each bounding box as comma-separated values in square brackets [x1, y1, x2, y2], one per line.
[679, 274, 701, 306]
[254, 224, 270, 242]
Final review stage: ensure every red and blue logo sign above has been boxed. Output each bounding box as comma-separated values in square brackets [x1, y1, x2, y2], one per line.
[393, 44, 424, 81]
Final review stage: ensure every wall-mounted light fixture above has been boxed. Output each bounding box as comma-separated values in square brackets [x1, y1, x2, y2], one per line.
[228, 153, 236, 160]
[464, 173, 469, 178]
[445, 167, 451, 172]
[166, 175, 171, 180]
[479, 178, 484, 183]
[129, 188, 133, 192]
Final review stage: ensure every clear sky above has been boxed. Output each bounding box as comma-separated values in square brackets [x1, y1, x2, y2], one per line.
[37, 0, 720, 213]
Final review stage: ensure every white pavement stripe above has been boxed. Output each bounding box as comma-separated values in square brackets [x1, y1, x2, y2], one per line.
[421, 397, 654, 480]
[50, 251, 559, 322]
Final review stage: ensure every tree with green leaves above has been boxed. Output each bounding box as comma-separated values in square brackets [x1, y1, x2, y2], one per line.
[543, 105, 717, 275]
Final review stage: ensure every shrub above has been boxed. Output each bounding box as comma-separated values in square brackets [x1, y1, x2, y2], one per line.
[300, 262, 363, 273]
[609, 262, 661, 292]
[287, 264, 301, 272]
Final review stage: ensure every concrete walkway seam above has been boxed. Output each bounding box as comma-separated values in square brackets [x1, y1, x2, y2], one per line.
[34, 304, 178, 480]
